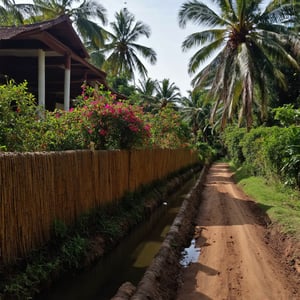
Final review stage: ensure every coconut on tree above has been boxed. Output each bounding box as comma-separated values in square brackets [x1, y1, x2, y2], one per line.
[178, 0, 300, 130]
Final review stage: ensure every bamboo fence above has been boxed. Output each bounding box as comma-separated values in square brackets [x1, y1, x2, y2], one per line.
[0, 149, 198, 264]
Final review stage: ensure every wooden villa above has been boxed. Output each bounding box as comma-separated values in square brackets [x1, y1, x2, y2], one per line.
[0, 15, 109, 111]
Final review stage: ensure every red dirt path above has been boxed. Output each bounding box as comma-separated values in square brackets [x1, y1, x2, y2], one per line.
[176, 163, 300, 300]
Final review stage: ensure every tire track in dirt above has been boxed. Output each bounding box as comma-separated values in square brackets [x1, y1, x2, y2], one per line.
[176, 163, 299, 300]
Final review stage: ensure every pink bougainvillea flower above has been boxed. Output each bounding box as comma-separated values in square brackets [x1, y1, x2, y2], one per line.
[99, 129, 107, 136]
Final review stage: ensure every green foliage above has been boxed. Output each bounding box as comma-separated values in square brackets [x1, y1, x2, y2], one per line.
[41, 109, 85, 151]
[196, 141, 215, 164]
[273, 104, 300, 127]
[145, 105, 192, 149]
[234, 169, 300, 238]
[178, 0, 300, 129]
[0, 80, 86, 152]
[281, 138, 300, 187]
[107, 75, 136, 98]
[0, 82, 153, 151]
[222, 126, 246, 165]
[0, 81, 195, 151]
[102, 8, 157, 81]
[240, 127, 269, 175]
[0, 80, 43, 151]
[262, 127, 299, 183]
[223, 125, 300, 188]
[60, 235, 87, 268]
[3, 259, 59, 299]
[96, 215, 123, 239]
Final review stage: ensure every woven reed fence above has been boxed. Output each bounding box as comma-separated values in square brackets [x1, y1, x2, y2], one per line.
[0, 149, 198, 264]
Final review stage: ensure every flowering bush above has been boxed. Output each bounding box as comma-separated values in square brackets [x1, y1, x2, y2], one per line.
[145, 105, 191, 149]
[76, 84, 151, 150]
[0, 81, 190, 151]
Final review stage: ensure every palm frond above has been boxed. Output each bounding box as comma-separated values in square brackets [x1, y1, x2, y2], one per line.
[130, 43, 157, 64]
[75, 18, 106, 46]
[130, 51, 149, 79]
[127, 21, 151, 41]
[191, 50, 225, 87]
[182, 29, 226, 51]
[187, 38, 225, 74]
[178, 0, 229, 28]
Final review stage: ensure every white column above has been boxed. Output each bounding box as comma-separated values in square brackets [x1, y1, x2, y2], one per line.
[38, 49, 45, 108]
[64, 56, 71, 111]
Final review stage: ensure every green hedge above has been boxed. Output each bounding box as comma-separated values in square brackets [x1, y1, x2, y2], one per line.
[222, 126, 246, 165]
[223, 125, 300, 188]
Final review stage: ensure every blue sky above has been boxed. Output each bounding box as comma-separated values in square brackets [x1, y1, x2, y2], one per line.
[100, 1, 271, 96]
[100, 0, 203, 97]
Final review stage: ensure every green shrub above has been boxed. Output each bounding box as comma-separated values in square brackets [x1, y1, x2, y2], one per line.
[273, 104, 300, 126]
[0, 81, 152, 151]
[145, 104, 192, 149]
[282, 144, 300, 188]
[240, 127, 269, 176]
[196, 141, 215, 164]
[0, 80, 44, 151]
[223, 124, 300, 188]
[263, 126, 300, 186]
[60, 235, 87, 269]
[281, 143, 300, 188]
[0, 81, 194, 151]
[3, 259, 59, 299]
[222, 126, 246, 165]
[41, 109, 86, 151]
[263, 127, 297, 173]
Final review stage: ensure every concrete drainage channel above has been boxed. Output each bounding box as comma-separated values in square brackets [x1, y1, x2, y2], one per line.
[112, 165, 208, 300]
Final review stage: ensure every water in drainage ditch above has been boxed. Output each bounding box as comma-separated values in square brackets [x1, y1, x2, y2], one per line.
[36, 175, 198, 300]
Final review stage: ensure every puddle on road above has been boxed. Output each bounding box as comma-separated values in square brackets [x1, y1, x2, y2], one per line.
[180, 238, 201, 267]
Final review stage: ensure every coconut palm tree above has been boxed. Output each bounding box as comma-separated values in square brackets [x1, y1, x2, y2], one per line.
[179, 89, 213, 142]
[85, 42, 106, 68]
[178, 0, 300, 130]
[102, 8, 157, 81]
[135, 78, 158, 110]
[0, 0, 30, 25]
[0, 0, 108, 47]
[155, 78, 181, 109]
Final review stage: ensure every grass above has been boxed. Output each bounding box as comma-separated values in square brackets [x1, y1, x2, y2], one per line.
[232, 164, 300, 240]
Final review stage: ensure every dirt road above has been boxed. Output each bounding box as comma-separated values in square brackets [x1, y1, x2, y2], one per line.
[176, 163, 299, 300]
